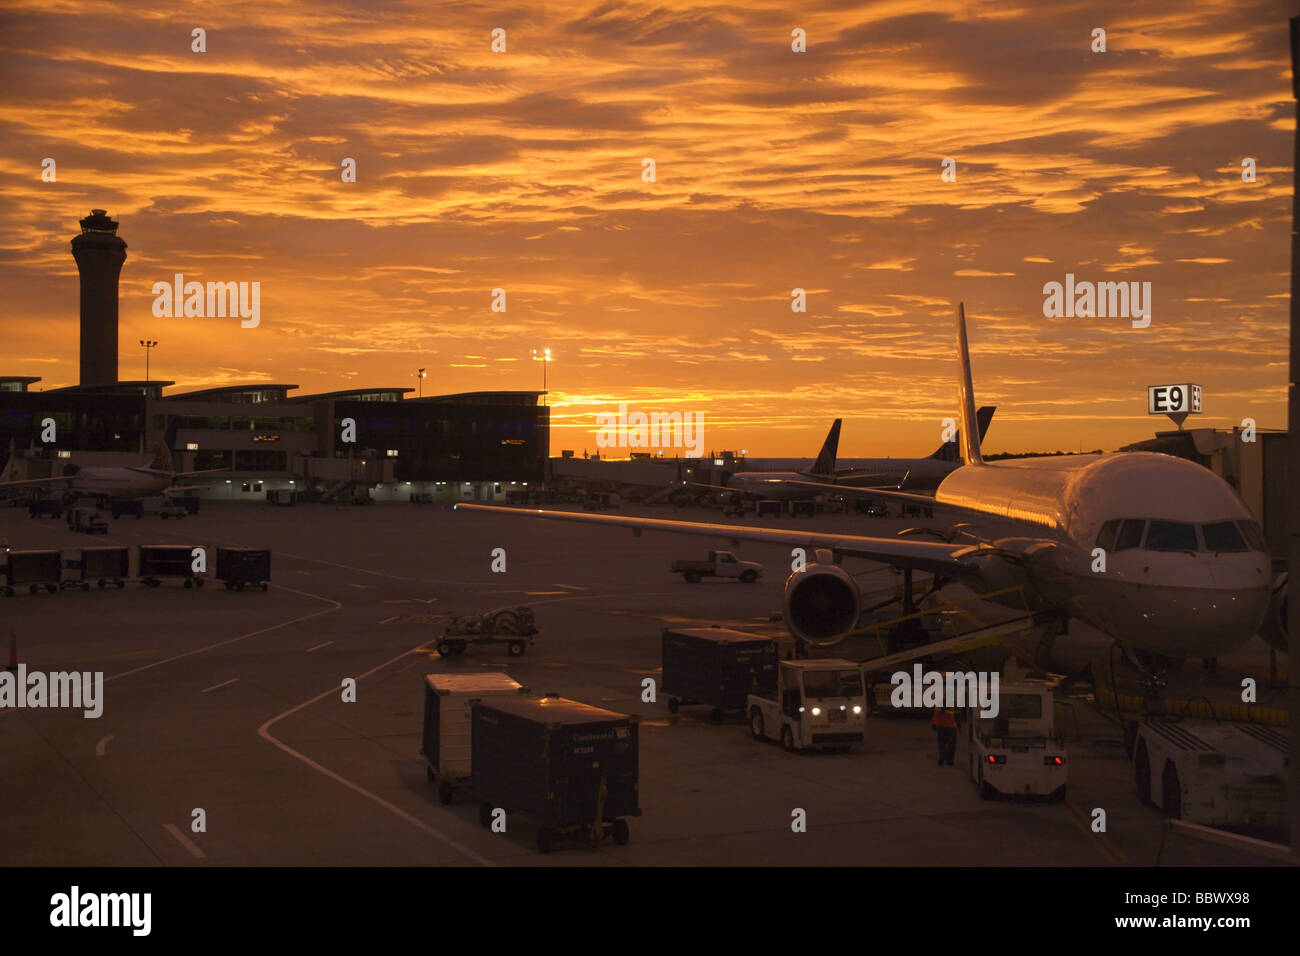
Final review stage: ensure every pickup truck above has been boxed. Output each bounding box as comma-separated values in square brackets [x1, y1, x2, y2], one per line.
[670, 550, 763, 584]
[749, 659, 867, 751]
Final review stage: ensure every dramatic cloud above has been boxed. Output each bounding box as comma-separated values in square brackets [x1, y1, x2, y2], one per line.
[0, 0, 1290, 455]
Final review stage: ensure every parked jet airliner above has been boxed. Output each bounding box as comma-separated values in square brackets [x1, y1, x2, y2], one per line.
[458, 304, 1282, 666]
[0, 446, 228, 501]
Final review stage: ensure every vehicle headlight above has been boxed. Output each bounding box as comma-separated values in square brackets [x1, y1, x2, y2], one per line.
[811, 707, 821, 716]
[852, 705, 862, 715]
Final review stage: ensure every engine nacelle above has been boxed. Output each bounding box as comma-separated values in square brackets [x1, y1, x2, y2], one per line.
[1260, 572, 1287, 652]
[784, 563, 860, 645]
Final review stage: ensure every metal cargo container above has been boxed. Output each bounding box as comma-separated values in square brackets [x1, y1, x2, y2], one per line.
[138, 545, 205, 588]
[4, 550, 62, 595]
[661, 626, 778, 722]
[421, 672, 529, 805]
[216, 547, 271, 590]
[472, 695, 640, 853]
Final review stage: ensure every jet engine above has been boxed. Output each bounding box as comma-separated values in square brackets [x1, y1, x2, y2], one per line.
[1260, 572, 1287, 652]
[784, 559, 860, 645]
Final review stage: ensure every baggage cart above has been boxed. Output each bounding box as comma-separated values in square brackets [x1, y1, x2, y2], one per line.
[420, 672, 530, 805]
[472, 695, 640, 854]
[4, 549, 61, 596]
[216, 547, 271, 591]
[61, 546, 129, 590]
[138, 544, 206, 588]
[661, 626, 777, 723]
[439, 606, 537, 658]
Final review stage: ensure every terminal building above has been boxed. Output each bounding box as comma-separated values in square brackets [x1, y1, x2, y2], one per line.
[0, 210, 547, 503]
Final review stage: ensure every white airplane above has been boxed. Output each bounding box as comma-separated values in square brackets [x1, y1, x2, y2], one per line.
[833, 405, 996, 492]
[721, 420, 842, 501]
[0, 446, 227, 501]
[458, 303, 1282, 674]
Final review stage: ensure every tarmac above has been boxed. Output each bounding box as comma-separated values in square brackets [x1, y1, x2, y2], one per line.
[0, 499, 1289, 866]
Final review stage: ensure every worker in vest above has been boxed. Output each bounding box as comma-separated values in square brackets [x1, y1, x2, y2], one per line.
[932, 705, 958, 765]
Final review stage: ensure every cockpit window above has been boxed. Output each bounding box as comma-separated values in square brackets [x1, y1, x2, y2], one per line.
[1114, 519, 1146, 552]
[1202, 521, 1247, 552]
[1145, 520, 1197, 552]
[1236, 520, 1267, 552]
[1095, 519, 1120, 552]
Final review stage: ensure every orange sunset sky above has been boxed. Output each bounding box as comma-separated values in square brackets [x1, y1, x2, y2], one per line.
[0, 0, 1294, 457]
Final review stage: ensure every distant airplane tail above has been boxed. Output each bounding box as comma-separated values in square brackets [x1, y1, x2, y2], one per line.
[928, 405, 995, 462]
[148, 443, 174, 472]
[955, 302, 985, 466]
[809, 419, 842, 476]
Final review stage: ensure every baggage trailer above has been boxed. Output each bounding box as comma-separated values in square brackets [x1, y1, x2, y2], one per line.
[61, 546, 130, 590]
[3, 549, 61, 596]
[661, 626, 777, 723]
[421, 672, 530, 805]
[216, 547, 271, 591]
[439, 606, 537, 658]
[110, 498, 144, 519]
[1132, 718, 1286, 828]
[138, 544, 206, 588]
[472, 695, 641, 854]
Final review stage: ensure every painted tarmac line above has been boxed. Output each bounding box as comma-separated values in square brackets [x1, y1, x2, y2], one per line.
[1063, 798, 1126, 863]
[95, 735, 114, 756]
[201, 678, 240, 694]
[105, 585, 342, 684]
[306, 641, 334, 653]
[257, 641, 496, 867]
[377, 616, 399, 625]
[163, 823, 207, 860]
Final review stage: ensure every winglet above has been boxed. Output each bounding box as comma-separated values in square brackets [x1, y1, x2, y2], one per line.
[955, 302, 985, 466]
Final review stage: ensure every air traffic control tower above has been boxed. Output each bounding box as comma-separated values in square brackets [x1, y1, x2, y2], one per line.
[71, 209, 127, 386]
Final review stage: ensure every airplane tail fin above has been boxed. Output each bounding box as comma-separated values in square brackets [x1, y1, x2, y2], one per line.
[809, 419, 842, 476]
[927, 405, 995, 461]
[148, 443, 174, 472]
[955, 302, 985, 466]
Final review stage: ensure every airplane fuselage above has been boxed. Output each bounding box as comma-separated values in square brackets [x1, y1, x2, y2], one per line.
[933, 452, 1272, 658]
[66, 468, 176, 499]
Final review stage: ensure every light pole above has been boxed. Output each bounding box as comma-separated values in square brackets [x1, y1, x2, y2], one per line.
[417, 367, 426, 398]
[532, 347, 552, 405]
[139, 339, 157, 381]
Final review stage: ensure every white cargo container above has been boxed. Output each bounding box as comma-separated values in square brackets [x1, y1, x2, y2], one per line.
[421, 672, 529, 805]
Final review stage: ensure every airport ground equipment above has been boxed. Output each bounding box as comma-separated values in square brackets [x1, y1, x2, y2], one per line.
[28, 498, 63, 519]
[661, 626, 777, 723]
[756, 499, 782, 517]
[67, 506, 108, 535]
[61, 546, 129, 590]
[471, 695, 641, 854]
[670, 550, 763, 585]
[3, 549, 62, 596]
[582, 491, 621, 510]
[439, 606, 537, 657]
[421, 672, 529, 805]
[216, 547, 271, 591]
[173, 495, 201, 515]
[110, 498, 143, 519]
[158, 503, 187, 519]
[1131, 718, 1285, 828]
[964, 682, 1067, 801]
[748, 659, 867, 751]
[268, 489, 296, 506]
[138, 544, 205, 588]
[790, 499, 816, 518]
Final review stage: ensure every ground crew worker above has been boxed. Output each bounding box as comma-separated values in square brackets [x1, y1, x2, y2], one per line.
[932, 705, 958, 765]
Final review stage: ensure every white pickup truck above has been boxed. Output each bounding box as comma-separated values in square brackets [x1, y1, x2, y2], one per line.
[748, 659, 867, 751]
[670, 550, 764, 584]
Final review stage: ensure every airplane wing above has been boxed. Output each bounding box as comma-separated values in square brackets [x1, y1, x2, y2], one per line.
[0, 475, 75, 488]
[771, 478, 990, 515]
[454, 503, 982, 579]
